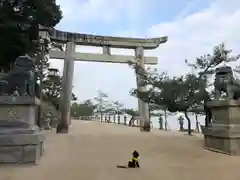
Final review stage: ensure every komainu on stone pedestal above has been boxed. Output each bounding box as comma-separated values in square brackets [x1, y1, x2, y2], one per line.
[0, 56, 45, 164]
[202, 65, 240, 155]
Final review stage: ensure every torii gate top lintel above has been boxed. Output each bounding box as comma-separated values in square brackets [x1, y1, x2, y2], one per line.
[39, 25, 168, 50]
[39, 25, 168, 65]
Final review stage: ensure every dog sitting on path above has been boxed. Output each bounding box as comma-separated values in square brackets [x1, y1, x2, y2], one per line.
[117, 150, 140, 168]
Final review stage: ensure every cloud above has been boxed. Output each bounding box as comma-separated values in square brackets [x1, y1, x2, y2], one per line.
[51, 0, 240, 109]
[176, 0, 209, 20]
[147, 0, 240, 76]
[56, 0, 160, 31]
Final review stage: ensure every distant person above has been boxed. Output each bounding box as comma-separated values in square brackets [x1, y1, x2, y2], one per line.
[150, 120, 153, 128]
[158, 116, 164, 130]
[178, 115, 184, 132]
[204, 99, 212, 127]
[129, 116, 134, 126]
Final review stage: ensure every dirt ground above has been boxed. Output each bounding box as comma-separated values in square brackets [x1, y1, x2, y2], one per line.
[0, 120, 240, 180]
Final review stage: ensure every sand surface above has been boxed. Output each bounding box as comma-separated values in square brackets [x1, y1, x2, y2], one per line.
[0, 120, 240, 180]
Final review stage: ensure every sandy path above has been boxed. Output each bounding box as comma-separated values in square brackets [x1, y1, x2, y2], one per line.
[0, 120, 240, 180]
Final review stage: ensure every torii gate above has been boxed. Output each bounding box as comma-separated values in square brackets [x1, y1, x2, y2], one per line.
[38, 26, 168, 133]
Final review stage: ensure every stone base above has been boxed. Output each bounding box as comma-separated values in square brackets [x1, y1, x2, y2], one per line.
[0, 131, 45, 164]
[56, 124, 69, 133]
[204, 135, 240, 155]
[0, 96, 45, 164]
[51, 118, 58, 128]
[140, 122, 151, 132]
[202, 124, 240, 155]
[201, 100, 240, 155]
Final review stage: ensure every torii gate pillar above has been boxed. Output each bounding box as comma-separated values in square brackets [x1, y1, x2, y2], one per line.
[135, 47, 150, 131]
[56, 41, 75, 133]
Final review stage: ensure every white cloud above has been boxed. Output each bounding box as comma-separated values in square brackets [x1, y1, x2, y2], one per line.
[147, 0, 240, 76]
[56, 0, 159, 29]
[177, 0, 204, 20]
[51, 0, 240, 109]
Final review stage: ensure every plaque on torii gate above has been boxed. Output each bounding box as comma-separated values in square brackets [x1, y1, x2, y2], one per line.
[38, 25, 168, 133]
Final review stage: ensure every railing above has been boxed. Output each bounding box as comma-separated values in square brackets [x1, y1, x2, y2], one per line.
[72, 116, 202, 134]
[73, 116, 174, 131]
[73, 115, 139, 126]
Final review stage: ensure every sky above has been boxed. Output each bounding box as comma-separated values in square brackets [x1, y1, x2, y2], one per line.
[50, 0, 240, 110]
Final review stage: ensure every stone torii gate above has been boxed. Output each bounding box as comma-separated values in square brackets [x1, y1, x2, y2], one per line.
[39, 26, 168, 133]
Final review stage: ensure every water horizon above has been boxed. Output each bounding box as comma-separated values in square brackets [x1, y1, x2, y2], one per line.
[80, 112, 205, 132]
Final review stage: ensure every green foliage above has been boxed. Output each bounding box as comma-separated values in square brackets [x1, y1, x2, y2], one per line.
[93, 90, 109, 115]
[130, 70, 209, 134]
[0, 1, 78, 113]
[155, 74, 207, 112]
[124, 108, 139, 117]
[111, 101, 124, 114]
[185, 43, 240, 101]
[0, 0, 62, 71]
[43, 74, 61, 99]
[185, 43, 240, 77]
[71, 100, 96, 117]
[42, 71, 77, 109]
[93, 92, 125, 115]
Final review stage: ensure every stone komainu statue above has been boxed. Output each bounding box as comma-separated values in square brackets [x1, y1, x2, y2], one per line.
[214, 65, 240, 100]
[0, 56, 36, 96]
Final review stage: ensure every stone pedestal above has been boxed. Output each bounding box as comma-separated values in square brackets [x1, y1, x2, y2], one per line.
[43, 117, 51, 130]
[202, 100, 240, 155]
[0, 96, 45, 164]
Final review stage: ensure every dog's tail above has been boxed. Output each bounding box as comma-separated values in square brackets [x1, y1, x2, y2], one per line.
[116, 164, 128, 168]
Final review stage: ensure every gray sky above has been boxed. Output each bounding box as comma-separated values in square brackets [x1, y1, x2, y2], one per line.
[50, 0, 240, 109]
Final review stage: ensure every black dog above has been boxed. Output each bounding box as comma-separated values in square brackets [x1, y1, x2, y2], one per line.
[117, 150, 140, 168]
